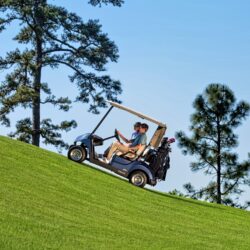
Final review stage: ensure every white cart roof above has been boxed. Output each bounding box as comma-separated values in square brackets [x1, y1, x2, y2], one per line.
[107, 100, 166, 128]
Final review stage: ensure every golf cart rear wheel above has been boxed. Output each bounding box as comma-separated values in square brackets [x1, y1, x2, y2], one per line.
[68, 146, 86, 163]
[129, 171, 147, 188]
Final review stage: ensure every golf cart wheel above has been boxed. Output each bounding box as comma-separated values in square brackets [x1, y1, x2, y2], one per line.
[68, 146, 87, 163]
[129, 171, 147, 188]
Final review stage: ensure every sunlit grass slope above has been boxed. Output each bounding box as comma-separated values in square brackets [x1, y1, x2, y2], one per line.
[0, 136, 249, 250]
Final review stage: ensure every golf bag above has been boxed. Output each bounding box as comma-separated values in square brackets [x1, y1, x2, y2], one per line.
[147, 137, 171, 180]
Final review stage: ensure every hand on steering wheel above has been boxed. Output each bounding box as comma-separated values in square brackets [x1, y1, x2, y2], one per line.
[114, 129, 121, 142]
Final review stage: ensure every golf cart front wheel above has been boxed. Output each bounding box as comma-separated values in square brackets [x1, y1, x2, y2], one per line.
[129, 171, 147, 188]
[68, 146, 87, 163]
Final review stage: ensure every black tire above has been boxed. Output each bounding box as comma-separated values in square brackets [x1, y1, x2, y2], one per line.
[68, 146, 87, 163]
[129, 171, 147, 188]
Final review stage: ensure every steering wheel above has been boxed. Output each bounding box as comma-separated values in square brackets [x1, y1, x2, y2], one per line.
[114, 129, 121, 142]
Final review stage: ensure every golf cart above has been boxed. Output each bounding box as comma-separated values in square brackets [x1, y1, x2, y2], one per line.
[68, 101, 175, 188]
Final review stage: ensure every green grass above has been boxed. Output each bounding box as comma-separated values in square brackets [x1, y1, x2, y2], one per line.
[0, 136, 249, 250]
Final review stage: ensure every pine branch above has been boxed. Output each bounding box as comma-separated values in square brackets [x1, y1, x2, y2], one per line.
[43, 29, 78, 52]
[89, 0, 124, 7]
[40, 95, 71, 111]
[43, 48, 75, 55]
[221, 179, 240, 195]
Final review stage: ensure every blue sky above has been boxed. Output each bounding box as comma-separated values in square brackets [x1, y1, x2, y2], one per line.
[1, 0, 250, 202]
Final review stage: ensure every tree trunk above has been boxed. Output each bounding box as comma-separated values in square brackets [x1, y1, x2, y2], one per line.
[32, 64, 41, 146]
[216, 119, 222, 204]
[32, 0, 44, 146]
[217, 157, 222, 204]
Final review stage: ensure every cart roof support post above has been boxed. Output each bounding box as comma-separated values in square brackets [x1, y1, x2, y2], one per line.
[91, 106, 114, 135]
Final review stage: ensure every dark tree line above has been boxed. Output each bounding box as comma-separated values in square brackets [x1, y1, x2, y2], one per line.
[176, 84, 250, 208]
[0, 0, 124, 150]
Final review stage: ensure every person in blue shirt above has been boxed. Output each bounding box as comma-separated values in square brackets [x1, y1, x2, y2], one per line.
[102, 122, 141, 158]
[104, 123, 149, 163]
[116, 122, 141, 144]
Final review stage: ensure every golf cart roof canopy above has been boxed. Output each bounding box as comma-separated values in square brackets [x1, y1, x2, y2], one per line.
[107, 100, 167, 128]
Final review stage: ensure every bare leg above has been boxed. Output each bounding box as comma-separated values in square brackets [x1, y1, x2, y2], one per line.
[103, 145, 111, 157]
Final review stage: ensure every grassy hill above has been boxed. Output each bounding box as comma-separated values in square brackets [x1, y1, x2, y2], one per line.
[0, 136, 249, 250]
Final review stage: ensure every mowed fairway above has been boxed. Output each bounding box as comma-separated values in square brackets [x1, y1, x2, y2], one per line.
[0, 136, 249, 250]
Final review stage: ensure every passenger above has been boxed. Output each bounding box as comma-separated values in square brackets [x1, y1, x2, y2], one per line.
[104, 123, 149, 163]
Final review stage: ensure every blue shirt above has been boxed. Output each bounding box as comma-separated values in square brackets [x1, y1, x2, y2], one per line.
[130, 133, 147, 147]
[131, 131, 139, 140]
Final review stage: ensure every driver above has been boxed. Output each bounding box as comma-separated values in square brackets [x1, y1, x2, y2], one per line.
[117, 122, 141, 145]
[103, 122, 141, 157]
[104, 123, 149, 163]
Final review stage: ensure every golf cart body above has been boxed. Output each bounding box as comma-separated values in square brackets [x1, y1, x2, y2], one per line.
[68, 101, 174, 188]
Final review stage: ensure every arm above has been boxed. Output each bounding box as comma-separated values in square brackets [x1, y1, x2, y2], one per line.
[117, 130, 129, 143]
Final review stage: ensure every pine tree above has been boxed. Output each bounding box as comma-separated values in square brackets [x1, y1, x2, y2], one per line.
[0, 0, 123, 150]
[176, 84, 250, 208]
